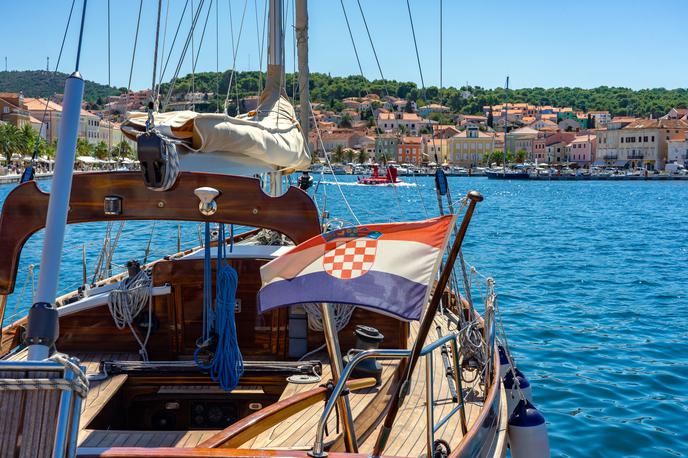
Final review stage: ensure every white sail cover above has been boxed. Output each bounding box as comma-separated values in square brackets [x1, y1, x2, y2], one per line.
[122, 65, 310, 173]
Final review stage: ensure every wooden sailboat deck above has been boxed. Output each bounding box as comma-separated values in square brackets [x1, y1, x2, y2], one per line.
[4, 320, 485, 455]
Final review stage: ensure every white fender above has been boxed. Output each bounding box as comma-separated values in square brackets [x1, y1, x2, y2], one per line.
[508, 399, 550, 458]
[503, 367, 532, 417]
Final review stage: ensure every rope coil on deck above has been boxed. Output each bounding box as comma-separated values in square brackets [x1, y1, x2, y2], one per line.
[0, 353, 89, 398]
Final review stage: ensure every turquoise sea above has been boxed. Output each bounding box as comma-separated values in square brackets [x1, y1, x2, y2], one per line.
[1, 175, 687, 457]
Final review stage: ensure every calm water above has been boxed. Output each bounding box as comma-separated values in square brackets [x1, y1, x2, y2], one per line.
[2, 175, 687, 457]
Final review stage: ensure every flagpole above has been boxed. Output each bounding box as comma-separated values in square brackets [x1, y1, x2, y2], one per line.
[320, 303, 358, 452]
[372, 190, 483, 458]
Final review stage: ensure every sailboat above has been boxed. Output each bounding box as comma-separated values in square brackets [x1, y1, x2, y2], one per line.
[0, 1, 548, 457]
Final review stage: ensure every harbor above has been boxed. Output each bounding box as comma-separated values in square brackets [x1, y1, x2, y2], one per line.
[2, 175, 686, 457]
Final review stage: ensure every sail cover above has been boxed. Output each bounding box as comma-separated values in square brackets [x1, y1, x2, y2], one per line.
[121, 65, 310, 172]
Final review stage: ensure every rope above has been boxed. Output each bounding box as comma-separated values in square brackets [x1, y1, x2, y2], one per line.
[107, 270, 153, 361]
[195, 223, 244, 391]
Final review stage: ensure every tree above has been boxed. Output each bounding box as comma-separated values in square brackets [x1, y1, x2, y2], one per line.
[112, 140, 133, 158]
[76, 138, 93, 157]
[404, 100, 414, 113]
[487, 108, 494, 128]
[588, 114, 595, 129]
[94, 141, 109, 160]
[515, 149, 528, 163]
[357, 150, 368, 164]
[19, 124, 38, 154]
[345, 148, 355, 164]
[0, 123, 21, 163]
[340, 113, 352, 128]
[333, 145, 344, 164]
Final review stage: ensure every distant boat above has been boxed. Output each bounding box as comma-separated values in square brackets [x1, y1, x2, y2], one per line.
[485, 169, 530, 179]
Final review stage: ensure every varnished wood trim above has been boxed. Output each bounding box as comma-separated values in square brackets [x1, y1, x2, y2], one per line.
[200, 378, 377, 449]
[76, 448, 400, 458]
[0, 171, 321, 294]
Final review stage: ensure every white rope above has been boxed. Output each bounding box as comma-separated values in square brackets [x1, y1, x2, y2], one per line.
[107, 270, 153, 361]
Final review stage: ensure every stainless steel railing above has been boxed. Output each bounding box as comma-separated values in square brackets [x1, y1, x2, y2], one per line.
[309, 331, 473, 458]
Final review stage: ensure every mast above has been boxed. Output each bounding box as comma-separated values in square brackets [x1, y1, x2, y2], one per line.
[503, 76, 508, 175]
[267, 0, 285, 196]
[296, 0, 310, 149]
[26, 0, 88, 360]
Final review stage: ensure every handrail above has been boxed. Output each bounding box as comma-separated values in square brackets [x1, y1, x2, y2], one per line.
[309, 332, 470, 458]
[309, 348, 411, 457]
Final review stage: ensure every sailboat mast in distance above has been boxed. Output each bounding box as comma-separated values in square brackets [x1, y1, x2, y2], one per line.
[503, 76, 509, 174]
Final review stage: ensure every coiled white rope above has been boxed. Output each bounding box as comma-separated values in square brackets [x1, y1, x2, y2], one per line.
[107, 270, 153, 361]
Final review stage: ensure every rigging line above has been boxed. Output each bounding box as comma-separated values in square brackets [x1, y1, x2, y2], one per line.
[339, 0, 363, 77]
[405, 0, 425, 93]
[151, 0, 164, 106]
[191, 0, 214, 71]
[190, 0, 196, 110]
[223, 0, 249, 113]
[107, 0, 112, 159]
[309, 100, 361, 225]
[163, 0, 207, 109]
[159, 0, 171, 80]
[439, 0, 442, 89]
[74, 0, 88, 72]
[253, 0, 260, 90]
[354, 0, 388, 97]
[157, 0, 191, 97]
[32, 0, 77, 161]
[215, 0, 220, 112]
[126, 0, 145, 106]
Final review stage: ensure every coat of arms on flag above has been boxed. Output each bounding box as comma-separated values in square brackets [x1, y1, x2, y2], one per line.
[257, 215, 456, 321]
[322, 229, 381, 279]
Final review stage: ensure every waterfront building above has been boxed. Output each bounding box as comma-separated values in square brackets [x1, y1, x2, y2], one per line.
[448, 125, 495, 167]
[424, 137, 449, 165]
[507, 126, 539, 159]
[0, 92, 31, 128]
[24, 97, 101, 145]
[396, 136, 425, 165]
[667, 132, 688, 165]
[544, 132, 576, 163]
[566, 135, 597, 166]
[595, 118, 688, 169]
[597, 117, 688, 170]
[374, 133, 399, 162]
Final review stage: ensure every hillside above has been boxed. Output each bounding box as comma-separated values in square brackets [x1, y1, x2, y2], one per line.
[0, 70, 123, 103]
[4, 69, 688, 118]
[161, 71, 688, 118]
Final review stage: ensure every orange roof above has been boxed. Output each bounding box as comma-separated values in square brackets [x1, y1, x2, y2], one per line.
[24, 97, 98, 118]
[400, 136, 423, 144]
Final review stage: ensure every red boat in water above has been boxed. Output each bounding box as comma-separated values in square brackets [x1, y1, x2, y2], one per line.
[357, 164, 401, 185]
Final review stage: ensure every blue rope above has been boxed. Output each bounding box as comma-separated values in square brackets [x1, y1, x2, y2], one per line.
[194, 223, 243, 391]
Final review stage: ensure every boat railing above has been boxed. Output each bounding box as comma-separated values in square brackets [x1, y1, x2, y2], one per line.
[309, 332, 469, 458]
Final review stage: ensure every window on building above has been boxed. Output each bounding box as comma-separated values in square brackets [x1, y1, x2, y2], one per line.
[652, 136, 655, 142]
[621, 138, 624, 143]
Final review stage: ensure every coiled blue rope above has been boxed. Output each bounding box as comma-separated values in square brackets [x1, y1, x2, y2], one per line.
[195, 223, 244, 391]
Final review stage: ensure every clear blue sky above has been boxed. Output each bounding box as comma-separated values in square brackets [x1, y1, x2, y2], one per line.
[2, 0, 686, 91]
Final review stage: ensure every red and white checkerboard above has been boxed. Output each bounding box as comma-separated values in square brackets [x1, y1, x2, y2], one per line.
[323, 239, 378, 279]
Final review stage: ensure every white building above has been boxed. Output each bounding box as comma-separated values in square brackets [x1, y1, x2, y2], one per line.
[668, 132, 688, 165]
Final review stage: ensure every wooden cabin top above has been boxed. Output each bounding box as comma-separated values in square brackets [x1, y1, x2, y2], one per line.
[0, 171, 321, 295]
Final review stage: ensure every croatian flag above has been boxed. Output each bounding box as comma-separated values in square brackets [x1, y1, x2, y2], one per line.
[257, 215, 456, 321]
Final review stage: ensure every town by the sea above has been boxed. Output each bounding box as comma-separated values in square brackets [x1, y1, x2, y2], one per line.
[1, 176, 686, 457]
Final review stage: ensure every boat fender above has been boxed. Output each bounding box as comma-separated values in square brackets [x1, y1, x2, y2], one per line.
[507, 399, 550, 458]
[503, 367, 532, 417]
[498, 345, 511, 379]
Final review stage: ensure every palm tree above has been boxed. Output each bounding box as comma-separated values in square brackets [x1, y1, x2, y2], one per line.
[19, 124, 38, 154]
[94, 141, 109, 160]
[112, 140, 133, 159]
[357, 150, 368, 164]
[0, 123, 21, 164]
[76, 138, 93, 157]
[332, 145, 344, 164]
[345, 148, 355, 164]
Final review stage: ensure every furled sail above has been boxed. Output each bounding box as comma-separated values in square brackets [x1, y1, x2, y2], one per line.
[122, 64, 310, 174]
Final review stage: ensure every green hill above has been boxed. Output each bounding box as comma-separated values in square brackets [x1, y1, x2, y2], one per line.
[0, 70, 123, 103]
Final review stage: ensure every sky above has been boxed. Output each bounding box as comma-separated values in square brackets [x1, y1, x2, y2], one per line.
[1, 0, 686, 91]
